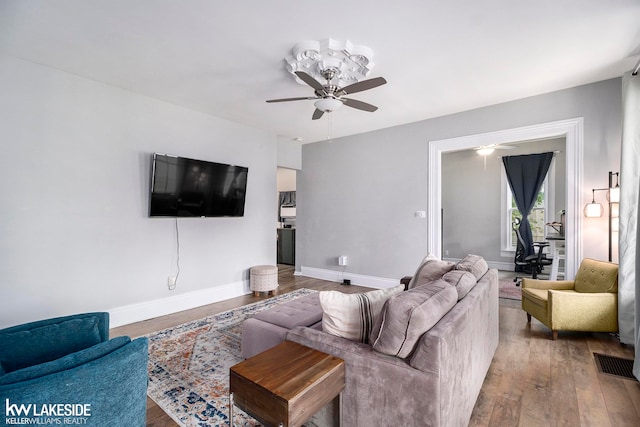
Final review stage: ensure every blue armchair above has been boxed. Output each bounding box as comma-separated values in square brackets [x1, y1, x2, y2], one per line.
[0, 312, 148, 426]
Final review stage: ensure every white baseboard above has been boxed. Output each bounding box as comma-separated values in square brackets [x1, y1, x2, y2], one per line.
[299, 266, 399, 289]
[110, 259, 515, 328]
[109, 280, 250, 328]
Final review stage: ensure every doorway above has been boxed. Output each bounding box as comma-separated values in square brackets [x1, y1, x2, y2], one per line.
[441, 137, 565, 272]
[427, 118, 583, 279]
[277, 168, 296, 265]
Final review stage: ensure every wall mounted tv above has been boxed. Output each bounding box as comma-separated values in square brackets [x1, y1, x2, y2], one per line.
[149, 153, 248, 217]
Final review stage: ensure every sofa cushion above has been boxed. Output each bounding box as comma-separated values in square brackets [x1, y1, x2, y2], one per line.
[408, 255, 455, 289]
[455, 254, 489, 280]
[0, 336, 131, 385]
[442, 270, 477, 300]
[319, 285, 404, 343]
[0, 317, 102, 373]
[252, 293, 322, 329]
[370, 280, 458, 358]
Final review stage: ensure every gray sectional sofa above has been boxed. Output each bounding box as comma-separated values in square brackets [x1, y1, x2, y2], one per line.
[241, 255, 499, 426]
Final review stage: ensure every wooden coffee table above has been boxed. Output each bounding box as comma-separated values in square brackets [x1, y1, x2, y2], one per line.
[229, 340, 345, 427]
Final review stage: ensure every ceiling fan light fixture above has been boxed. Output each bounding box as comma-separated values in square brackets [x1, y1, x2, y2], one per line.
[268, 39, 386, 120]
[314, 98, 343, 112]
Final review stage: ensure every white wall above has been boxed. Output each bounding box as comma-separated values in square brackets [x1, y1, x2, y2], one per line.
[0, 56, 277, 328]
[298, 78, 621, 284]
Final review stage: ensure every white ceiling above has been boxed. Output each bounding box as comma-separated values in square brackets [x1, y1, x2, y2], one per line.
[1, 1, 639, 144]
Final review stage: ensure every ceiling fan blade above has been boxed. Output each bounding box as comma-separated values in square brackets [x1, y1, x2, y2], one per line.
[295, 71, 325, 91]
[338, 77, 387, 95]
[312, 109, 325, 120]
[342, 98, 378, 112]
[266, 96, 317, 103]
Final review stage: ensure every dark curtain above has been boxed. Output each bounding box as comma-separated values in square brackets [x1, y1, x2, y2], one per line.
[278, 191, 296, 220]
[502, 152, 554, 262]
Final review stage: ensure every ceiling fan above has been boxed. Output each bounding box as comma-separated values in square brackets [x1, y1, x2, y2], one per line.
[266, 67, 387, 120]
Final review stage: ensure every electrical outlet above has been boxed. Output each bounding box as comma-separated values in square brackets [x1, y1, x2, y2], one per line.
[168, 276, 177, 290]
[338, 256, 348, 266]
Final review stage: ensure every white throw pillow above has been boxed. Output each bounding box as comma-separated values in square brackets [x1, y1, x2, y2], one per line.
[319, 285, 404, 343]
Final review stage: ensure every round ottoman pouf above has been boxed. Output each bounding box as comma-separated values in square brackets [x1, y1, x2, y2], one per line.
[250, 265, 278, 296]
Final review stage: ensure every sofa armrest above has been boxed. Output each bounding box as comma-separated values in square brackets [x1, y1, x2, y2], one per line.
[549, 290, 618, 331]
[0, 336, 131, 385]
[0, 337, 148, 425]
[286, 326, 441, 427]
[522, 278, 575, 291]
[400, 276, 412, 291]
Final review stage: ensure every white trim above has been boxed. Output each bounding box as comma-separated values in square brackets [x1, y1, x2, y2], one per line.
[108, 280, 250, 328]
[299, 266, 399, 289]
[428, 118, 583, 280]
[302, 261, 516, 289]
[500, 167, 510, 253]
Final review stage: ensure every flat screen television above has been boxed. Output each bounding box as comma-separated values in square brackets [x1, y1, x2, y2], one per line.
[149, 153, 248, 217]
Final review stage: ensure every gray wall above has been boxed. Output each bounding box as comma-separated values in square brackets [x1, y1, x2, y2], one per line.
[0, 56, 277, 328]
[442, 138, 566, 264]
[298, 78, 621, 281]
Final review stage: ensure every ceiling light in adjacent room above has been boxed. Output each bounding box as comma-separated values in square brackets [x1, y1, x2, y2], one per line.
[476, 147, 495, 156]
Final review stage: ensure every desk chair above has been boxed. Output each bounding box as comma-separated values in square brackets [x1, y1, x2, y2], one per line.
[513, 218, 552, 284]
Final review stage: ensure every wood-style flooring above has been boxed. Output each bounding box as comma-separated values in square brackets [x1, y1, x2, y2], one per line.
[111, 265, 640, 427]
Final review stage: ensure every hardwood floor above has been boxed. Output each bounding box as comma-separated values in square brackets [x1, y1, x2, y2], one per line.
[112, 266, 640, 427]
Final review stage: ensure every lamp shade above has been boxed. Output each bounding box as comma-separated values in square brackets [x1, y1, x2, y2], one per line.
[584, 202, 604, 218]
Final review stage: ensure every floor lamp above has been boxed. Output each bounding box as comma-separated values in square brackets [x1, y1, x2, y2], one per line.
[583, 171, 620, 262]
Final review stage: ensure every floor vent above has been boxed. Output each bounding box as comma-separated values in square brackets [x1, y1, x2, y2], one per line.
[593, 353, 637, 381]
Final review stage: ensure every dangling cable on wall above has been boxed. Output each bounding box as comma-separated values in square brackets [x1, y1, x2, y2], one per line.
[175, 217, 181, 281]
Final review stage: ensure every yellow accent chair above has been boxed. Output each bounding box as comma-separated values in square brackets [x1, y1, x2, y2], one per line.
[521, 258, 618, 340]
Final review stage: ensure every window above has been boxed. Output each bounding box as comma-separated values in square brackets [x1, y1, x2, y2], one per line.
[501, 158, 555, 255]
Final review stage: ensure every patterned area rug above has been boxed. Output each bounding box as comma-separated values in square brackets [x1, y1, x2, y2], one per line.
[146, 289, 317, 427]
[499, 277, 522, 300]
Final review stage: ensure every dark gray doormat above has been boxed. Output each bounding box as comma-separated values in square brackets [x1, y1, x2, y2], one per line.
[594, 353, 637, 381]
